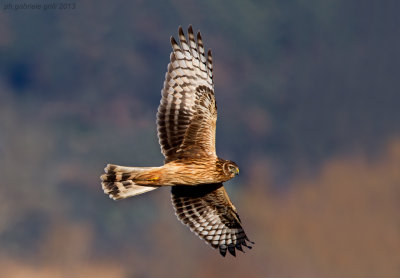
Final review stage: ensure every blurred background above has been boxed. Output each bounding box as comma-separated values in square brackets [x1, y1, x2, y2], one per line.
[0, 0, 399, 277]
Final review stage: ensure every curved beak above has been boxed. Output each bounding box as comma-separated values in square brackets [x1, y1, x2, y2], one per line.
[236, 168, 240, 175]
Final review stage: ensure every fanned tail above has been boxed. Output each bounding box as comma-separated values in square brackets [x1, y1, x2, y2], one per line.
[101, 164, 159, 200]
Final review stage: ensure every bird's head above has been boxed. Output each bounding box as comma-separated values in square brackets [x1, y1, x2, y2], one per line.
[223, 160, 240, 178]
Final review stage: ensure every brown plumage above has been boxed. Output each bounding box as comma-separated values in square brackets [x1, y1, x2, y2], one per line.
[101, 25, 253, 256]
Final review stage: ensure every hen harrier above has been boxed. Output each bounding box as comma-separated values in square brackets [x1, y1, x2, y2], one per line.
[101, 26, 253, 257]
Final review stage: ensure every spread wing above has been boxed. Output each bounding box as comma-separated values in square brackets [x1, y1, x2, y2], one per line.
[171, 183, 254, 257]
[157, 26, 217, 163]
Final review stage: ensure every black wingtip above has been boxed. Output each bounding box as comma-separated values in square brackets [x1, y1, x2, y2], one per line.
[245, 236, 255, 246]
[236, 242, 243, 252]
[228, 244, 236, 257]
[179, 26, 185, 40]
[188, 25, 194, 39]
[171, 36, 179, 51]
[219, 245, 227, 257]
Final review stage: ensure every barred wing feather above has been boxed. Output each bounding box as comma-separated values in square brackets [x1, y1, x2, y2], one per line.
[157, 26, 216, 163]
[171, 183, 254, 257]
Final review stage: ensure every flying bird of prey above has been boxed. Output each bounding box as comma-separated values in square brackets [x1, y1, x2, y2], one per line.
[101, 26, 253, 257]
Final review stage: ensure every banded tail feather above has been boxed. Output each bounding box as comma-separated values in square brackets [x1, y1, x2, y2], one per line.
[101, 164, 159, 200]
